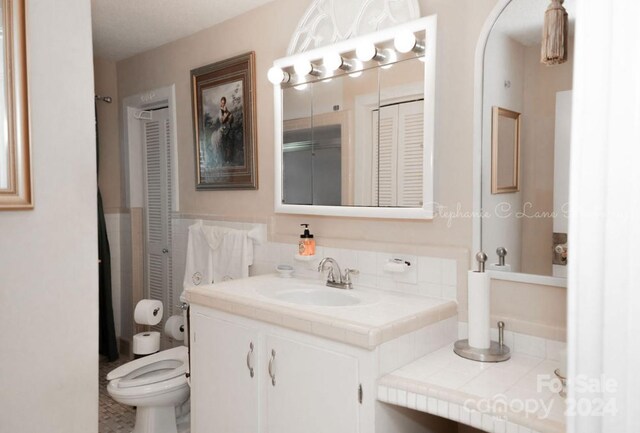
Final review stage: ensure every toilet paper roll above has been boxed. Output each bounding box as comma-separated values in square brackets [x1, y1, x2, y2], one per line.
[164, 315, 185, 341]
[133, 331, 160, 355]
[134, 299, 163, 326]
[468, 270, 491, 349]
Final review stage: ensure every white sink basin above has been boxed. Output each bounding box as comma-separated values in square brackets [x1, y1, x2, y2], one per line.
[274, 289, 360, 307]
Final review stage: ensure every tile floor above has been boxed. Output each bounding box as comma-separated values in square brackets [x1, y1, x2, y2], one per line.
[99, 356, 135, 433]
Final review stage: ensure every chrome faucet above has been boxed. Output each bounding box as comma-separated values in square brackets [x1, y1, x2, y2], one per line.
[317, 257, 359, 290]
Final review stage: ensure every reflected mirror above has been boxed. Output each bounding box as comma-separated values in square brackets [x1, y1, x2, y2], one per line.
[282, 60, 425, 208]
[272, 16, 437, 219]
[481, 0, 575, 278]
[0, 0, 31, 210]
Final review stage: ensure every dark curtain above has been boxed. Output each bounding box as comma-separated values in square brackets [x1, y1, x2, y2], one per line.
[96, 102, 118, 361]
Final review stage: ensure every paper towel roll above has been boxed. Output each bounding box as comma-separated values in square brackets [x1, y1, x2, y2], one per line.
[164, 315, 185, 341]
[133, 331, 160, 355]
[134, 299, 163, 326]
[468, 270, 491, 349]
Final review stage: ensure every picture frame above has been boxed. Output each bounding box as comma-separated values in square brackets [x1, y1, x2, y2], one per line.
[491, 106, 521, 194]
[0, 0, 32, 210]
[191, 52, 258, 190]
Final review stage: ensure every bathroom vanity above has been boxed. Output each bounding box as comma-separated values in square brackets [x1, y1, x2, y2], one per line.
[186, 274, 457, 433]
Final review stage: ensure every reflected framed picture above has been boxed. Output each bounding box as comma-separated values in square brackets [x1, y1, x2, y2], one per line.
[191, 52, 258, 190]
[491, 106, 521, 194]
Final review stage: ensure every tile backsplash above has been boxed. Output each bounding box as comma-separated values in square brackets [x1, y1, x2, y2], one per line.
[252, 242, 458, 302]
[171, 216, 458, 303]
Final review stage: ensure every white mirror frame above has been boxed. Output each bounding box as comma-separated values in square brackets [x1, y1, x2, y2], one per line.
[272, 15, 437, 219]
[472, 0, 567, 287]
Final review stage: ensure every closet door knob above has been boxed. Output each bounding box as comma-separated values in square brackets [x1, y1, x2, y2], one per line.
[162, 248, 169, 254]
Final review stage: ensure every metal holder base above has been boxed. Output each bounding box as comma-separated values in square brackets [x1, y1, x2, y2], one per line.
[453, 339, 511, 362]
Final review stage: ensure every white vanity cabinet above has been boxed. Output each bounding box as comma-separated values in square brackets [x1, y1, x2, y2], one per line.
[265, 334, 360, 433]
[190, 307, 366, 433]
[190, 312, 262, 433]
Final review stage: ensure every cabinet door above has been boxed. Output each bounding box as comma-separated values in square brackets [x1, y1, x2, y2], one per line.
[190, 313, 261, 433]
[266, 335, 360, 433]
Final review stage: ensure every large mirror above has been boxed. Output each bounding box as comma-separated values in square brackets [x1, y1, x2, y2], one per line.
[0, 0, 31, 210]
[479, 0, 575, 281]
[271, 16, 436, 219]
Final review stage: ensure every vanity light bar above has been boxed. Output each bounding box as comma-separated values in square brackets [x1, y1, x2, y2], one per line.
[269, 29, 426, 85]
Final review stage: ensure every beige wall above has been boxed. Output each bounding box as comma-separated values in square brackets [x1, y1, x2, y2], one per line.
[94, 57, 122, 211]
[111, 0, 567, 339]
[115, 0, 497, 249]
[0, 0, 98, 431]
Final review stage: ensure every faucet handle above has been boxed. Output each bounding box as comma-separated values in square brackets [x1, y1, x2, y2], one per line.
[326, 267, 337, 283]
[343, 268, 359, 283]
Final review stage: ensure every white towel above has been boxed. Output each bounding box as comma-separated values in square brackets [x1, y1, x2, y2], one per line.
[183, 221, 254, 289]
[200, 225, 228, 251]
[210, 228, 253, 282]
[183, 221, 214, 289]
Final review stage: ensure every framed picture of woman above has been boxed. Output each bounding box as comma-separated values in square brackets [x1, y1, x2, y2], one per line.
[191, 52, 258, 189]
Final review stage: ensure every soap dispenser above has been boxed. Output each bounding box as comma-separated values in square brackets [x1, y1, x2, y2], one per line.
[298, 224, 315, 256]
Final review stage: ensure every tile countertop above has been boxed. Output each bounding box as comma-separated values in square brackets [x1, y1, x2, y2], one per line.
[185, 274, 457, 350]
[378, 344, 566, 433]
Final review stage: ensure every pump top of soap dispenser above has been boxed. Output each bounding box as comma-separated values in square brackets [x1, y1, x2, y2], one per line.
[300, 224, 314, 239]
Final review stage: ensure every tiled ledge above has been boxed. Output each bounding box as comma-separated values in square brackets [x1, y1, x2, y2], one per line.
[378, 344, 565, 433]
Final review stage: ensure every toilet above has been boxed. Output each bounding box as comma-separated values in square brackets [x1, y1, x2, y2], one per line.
[107, 345, 190, 433]
[107, 298, 190, 433]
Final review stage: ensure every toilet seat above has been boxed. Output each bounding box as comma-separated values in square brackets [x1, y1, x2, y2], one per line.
[107, 374, 189, 400]
[107, 346, 188, 389]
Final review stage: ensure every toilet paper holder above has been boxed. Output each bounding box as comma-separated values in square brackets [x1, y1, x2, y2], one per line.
[453, 251, 511, 363]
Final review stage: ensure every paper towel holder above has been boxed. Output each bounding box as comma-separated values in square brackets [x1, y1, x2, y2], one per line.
[453, 252, 511, 362]
[454, 320, 511, 362]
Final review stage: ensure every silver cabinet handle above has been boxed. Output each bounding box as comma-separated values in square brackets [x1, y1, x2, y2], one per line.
[268, 349, 276, 386]
[246, 342, 254, 378]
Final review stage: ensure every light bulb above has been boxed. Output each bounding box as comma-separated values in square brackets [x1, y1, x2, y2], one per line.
[394, 31, 417, 53]
[293, 59, 313, 76]
[355, 42, 377, 62]
[294, 82, 308, 91]
[323, 52, 343, 71]
[267, 66, 288, 84]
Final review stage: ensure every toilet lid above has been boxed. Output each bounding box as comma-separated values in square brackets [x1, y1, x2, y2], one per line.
[117, 358, 187, 389]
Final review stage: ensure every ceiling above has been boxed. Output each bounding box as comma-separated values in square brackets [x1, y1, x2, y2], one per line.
[493, 0, 577, 46]
[91, 0, 276, 61]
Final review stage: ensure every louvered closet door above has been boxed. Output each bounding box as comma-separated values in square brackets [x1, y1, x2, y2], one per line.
[372, 106, 398, 206]
[397, 100, 424, 207]
[142, 108, 173, 338]
[371, 101, 424, 207]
